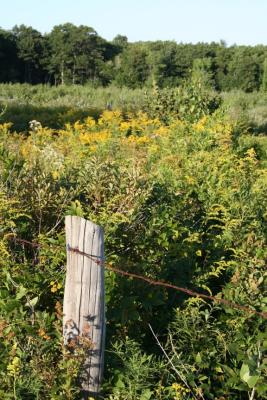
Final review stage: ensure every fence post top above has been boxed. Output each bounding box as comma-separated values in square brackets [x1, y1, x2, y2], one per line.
[65, 215, 103, 232]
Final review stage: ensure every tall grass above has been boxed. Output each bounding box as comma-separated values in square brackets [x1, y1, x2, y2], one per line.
[0, 84, 147, 131]
[1, 84, 267, 134]
[0, 83, 146, 110]
[222, 89, 267, 134]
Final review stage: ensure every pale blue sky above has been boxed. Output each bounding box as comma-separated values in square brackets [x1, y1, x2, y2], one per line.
[1, 0, 266, 45]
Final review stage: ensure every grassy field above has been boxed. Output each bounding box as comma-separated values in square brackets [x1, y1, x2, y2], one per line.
[0, 83, 266, 399]
[1, 83, 267, 134]
[0, 84, 145, 131]
[222, 89, 267, 134]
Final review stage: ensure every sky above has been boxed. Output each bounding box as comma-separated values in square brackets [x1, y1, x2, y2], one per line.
[1, 0, 267, 46]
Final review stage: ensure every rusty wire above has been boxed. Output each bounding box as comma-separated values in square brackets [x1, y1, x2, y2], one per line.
[9, 236, 267, 319]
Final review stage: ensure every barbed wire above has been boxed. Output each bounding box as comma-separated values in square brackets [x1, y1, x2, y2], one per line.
[9, 236, 267, 319]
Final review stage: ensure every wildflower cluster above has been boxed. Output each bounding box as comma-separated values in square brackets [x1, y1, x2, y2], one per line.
[0, 104, 266, 399]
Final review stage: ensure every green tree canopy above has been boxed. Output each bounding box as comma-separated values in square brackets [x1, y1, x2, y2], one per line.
[191, 57, 215, 89]
[115, 44, 150, 88]
[0, 29, 21, 82]
[12, 24, 45, 83]
[45, 23, 113, 85]
[227, 47, 261, 92]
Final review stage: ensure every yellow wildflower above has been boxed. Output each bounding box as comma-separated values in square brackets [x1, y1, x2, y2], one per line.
[0, 122, 13, 134]
[38, 328, 51, 340]
[119, 121, 131, 132]
[52, 171, 60, 180]
[171, 382, 190, 399]
[80, 130, 111, 145]
[154, 126, 169, 136]
[127, 136, 151, 145]
[84, 116, 96, 128]
[50, 281, 62, 293]
[98, 110, 121, 126]
[7, 356, 21, 376]
[73, 121, 84, 131]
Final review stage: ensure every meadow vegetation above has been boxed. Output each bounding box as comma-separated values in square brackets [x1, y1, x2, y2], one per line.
[0, 81, 266, 399]
[1, 83, 267, 134]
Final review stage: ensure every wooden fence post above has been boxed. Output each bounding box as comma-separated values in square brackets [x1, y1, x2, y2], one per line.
[63, 216, 105, 399]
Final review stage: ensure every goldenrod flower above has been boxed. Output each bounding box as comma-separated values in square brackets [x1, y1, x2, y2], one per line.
[7, 357, 21, 376]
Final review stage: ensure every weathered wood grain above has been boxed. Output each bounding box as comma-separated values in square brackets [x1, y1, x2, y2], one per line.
[63, 216, 105, 399]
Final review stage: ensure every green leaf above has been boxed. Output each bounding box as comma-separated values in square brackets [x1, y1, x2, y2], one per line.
[114, 377, 125, 389]
[26, 296, 38, 308]
[247, 375, 259, 388]
[257, 383, 267, 394]
[66, 200, 84, 217]
[199, 375, 208, 381]
[195, 352, 202, 364]
[140, 389, 152, 400]
[240, 363, 250, 383]
[16, 286, 27, 300]
[4, 299, 20, 312]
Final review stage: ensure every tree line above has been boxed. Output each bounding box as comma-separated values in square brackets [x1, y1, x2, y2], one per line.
[1, 23, 267, 92]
